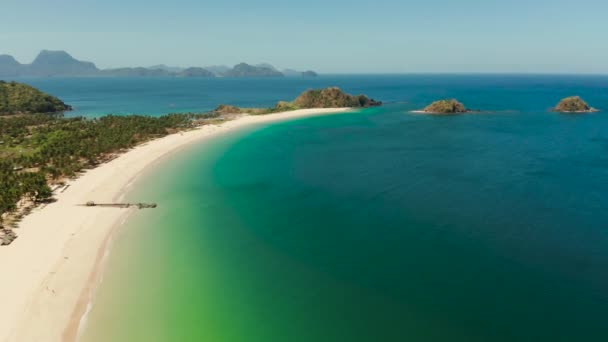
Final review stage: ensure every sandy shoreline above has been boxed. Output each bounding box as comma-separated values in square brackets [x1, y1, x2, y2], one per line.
[0, 108, 351, 342]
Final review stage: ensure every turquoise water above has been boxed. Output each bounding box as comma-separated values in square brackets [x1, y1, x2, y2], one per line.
[11, 74, 608, 116]
[44, 75, 608, 341]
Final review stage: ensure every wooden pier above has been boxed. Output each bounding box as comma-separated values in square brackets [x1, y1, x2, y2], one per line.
[81, 201, 157, 209]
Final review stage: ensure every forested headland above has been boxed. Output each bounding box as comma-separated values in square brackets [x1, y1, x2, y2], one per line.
[0, 83, 379, 244]
[0, 81, 71, 115]
[1, 110, 220, 241]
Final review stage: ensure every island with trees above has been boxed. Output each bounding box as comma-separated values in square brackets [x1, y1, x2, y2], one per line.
[209, 87, 382, 115]
[0, 83, 380, 244]
[553, 96, 598, 113]
[293, 87, 381, 108]
[420, 99, 470, 114]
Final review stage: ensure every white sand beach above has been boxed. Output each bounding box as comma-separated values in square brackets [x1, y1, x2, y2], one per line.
[0, 108, 350, 342]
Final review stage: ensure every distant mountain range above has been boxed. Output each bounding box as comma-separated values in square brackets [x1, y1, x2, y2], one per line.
[0, 51, 98, 77]
[0, 50, 318, 78]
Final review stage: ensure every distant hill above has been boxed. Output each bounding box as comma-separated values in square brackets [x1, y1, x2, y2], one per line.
[99, 67, 176, 77]
[301, 70, 318, 77]
[148, 64, 184, 73]
[27, 50, 99, 76]
[0, 50, 318, 78]
[283, 69, 318, 77]
[0, 80, 71, 115]
[282, 68, 301, 77]
[256, 63, 279, 70]
[203, 65, 228, 76]
[178, 67, 215, 77]
[223, 63, 285, 77]
[0, 50, 98, 77]
[100, 66, 215, 77]
[0, 55, 23, 77]
[213, 64, 318, 78]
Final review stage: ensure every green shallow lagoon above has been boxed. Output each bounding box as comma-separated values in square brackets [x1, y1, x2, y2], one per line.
[81, 106, 608, 342]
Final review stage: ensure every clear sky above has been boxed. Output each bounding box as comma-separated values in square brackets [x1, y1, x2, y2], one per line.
[1, 0, 607, 73]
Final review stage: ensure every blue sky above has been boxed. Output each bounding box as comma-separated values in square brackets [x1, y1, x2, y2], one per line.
[1, 0, 607, 73]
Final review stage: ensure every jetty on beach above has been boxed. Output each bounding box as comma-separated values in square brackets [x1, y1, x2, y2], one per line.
[81, 201, 158, 209]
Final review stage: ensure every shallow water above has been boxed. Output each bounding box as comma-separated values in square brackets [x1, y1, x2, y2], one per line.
[48, 75, 608, 341]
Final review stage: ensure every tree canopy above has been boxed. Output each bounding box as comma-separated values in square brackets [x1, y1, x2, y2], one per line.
[554, 96, 596, 112]
[0, 85, 381, 229]
[293, 87, 382, 108]
[0, 112, 218, 223]
[0, 81, 72, 115]
[423, 99, 468, 114]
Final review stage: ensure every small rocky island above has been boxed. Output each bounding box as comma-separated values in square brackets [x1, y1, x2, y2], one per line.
[0, 81, 72, 115]
[421, 99, 469, 114]
[553, 96, 598, 113]
[210, 87, 382, 115]
[293, 87, 382, 108]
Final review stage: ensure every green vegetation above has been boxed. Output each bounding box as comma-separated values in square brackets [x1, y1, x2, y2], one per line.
[293, 87, 382, 108]
[210, 87, 381, 116]
[209, 104, 280, 116]
[0, 81, 72, 115]
[210, 104, 244, 115]
[554, 96, 597, 112]
[0, 111, 220, 226]
[274, 101, 301, 112]
[423, 99, 468, 114]
[0, 85, 380, 234]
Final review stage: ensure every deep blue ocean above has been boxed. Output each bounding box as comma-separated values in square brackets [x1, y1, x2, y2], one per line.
[12, 75, 608, 341]
[12, 74, 608, 117]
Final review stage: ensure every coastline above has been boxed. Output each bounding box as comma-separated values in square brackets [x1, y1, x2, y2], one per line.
[0, 107, 351, 342]
[409, 110, 482, 114]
